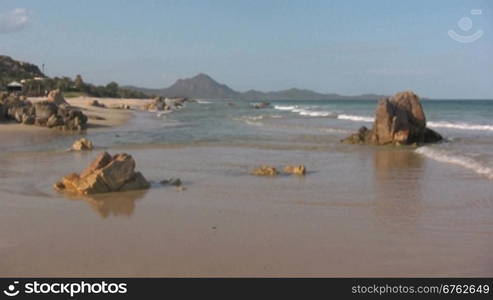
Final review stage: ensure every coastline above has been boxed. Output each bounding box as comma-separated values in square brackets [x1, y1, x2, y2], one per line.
[0, 96, 152, 135]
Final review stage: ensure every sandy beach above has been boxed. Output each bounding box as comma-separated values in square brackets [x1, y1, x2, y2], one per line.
[1, 98, 492, 277]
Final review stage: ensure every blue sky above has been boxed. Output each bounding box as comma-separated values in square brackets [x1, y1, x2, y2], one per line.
[1, 0, 492, 98]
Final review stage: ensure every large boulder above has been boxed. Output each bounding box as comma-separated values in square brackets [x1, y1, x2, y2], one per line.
[34, 101, 58, 125]
[5, 98, 35, 124]
[47, 89, 68, 106]
[54, 152, 150, 195]
[56, 106, 88, 130]
[342, 91, 442, 145]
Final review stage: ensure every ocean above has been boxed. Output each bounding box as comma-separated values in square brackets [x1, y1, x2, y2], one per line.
[131, 98, 493, 182]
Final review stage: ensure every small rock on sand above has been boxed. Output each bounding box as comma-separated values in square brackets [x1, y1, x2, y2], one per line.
[283, 165, 306, 175]
[160, 178, 182, 186]
[54, 151, 150, 194]
[251, 166, 278, 176]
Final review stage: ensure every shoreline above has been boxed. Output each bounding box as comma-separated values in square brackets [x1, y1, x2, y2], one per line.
[1, 96, 153, 135]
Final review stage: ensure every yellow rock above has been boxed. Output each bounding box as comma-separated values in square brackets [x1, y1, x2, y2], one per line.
[72, 138, 93, 151]
[252, 165, 278, 176]
[283, 165, 306, 175]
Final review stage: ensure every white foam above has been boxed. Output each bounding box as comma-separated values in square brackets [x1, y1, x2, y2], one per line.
[196, 100, 212, 104]
[274, 105, 334, 117]
[337, 114, 374, 122]
[415, 146, 493, 180]
[274, 105, 297, 110]
[428, 121, 493, 132]
[298, 110, 333, 117]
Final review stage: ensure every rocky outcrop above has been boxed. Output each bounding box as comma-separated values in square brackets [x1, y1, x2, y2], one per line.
[283, 165, 306, 175]
[144, 96, 188, 111]
[47, 89, 69, 106]
[342, 91, 442, 145]
[54, 152, 150, 195]
[72, 138, 93, 151]
[0, 91, 88, 130]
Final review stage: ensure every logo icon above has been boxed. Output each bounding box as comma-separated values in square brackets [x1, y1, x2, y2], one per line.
[448, 9, 484, 43]
[3, 281, 20, 297]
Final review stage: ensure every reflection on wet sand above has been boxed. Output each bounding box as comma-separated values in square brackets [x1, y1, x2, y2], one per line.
[64, 190, 148, 218]
[374, 148, 424, 180]
[372, 148, 426, 219]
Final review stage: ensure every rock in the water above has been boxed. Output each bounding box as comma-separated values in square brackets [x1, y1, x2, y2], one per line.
[145, 97, 187, 111]
[252, 165, 278, 176]
[72, 138, 93, 151]
[160, 178, 182, 186]
[342, 91, 442, 145]
[251, 101, 270, 109]
[283, 165, 306, 175]
[54, 152, 150, 194]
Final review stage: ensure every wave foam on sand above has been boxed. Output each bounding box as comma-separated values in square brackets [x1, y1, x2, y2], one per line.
[323, 112, 493, 133]
[415, 146, 493, 180]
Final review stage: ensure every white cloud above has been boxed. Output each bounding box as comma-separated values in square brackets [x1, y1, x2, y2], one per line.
[0, 8, 30, 34]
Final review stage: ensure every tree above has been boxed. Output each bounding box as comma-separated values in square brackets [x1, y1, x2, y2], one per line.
[74, 74, 85, 91]
[105, 82, 119, 97]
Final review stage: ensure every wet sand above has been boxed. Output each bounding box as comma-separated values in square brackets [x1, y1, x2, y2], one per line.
[0, 108, 492, 277]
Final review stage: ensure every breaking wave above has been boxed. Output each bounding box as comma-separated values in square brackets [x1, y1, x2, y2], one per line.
[336, 114, 374, 122]
[273, 105, 335, 117]
[428, 121, 493, 132]
[415, 146, 493, 180]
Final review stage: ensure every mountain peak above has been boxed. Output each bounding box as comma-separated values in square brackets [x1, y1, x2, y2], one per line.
[128, 73, 386, 101]
[192, 73, 214, 80]
[162, 73, 238, 99]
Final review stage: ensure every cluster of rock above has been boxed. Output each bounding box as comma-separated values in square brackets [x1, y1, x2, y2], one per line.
[54, 152, 150, 195]
[144, 96, 188, 111]
[252, 165, 306, 176]
[342, 91, 442, 146]
[0, 89, 88, 131]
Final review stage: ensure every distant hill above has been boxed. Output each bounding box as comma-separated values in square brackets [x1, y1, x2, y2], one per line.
[127, 73, 386, 100]
[0, 55, 386, 100]
[0, 55, 45, 89]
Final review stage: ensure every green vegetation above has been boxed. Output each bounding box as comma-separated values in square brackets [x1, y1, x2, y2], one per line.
[0, 55, 149, 99]
[21, 75, 149, 98]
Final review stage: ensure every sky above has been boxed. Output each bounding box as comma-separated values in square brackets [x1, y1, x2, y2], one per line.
[1, 0, 492, 98]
